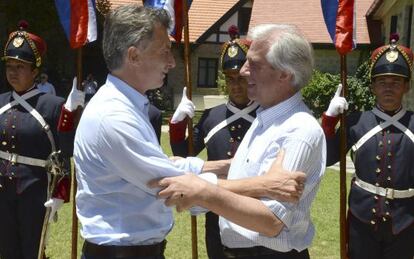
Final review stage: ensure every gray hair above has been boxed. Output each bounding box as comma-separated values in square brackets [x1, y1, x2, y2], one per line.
[102, 5, 171, 71]
[249, 24, 314, 90]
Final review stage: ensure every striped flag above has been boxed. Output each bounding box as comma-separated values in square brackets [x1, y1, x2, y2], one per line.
[321, 0, 356, 55]
[143, 0, 192, 42]
[55, 0, 97, 49]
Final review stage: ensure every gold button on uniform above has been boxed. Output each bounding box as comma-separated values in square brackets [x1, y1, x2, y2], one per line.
[2, 141, 6, 146]
[370, 220, 376, 225]
[376, 168, 381, 174]
[376, 155, 381, 160]
[371, 208, 376, 213]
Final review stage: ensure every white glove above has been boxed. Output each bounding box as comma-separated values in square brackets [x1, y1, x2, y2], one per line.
[171, 87, 195, 123]
[64, 77, 85, 111]
[44, 198, 64, 223]
[326, 84, 349, 117]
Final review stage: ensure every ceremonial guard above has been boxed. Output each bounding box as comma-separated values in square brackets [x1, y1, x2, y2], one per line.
[322, 35, 414, 258]
[169, 26, 258, 259]
[0, 22, 84, 258]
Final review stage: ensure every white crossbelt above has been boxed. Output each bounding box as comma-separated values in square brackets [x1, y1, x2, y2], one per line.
[204, 102, 259, 144]
[0, 150, 46, 167]
[354, 175, 414, 199]
[0, 89, 56, 167]
[352, 107, 414, 152]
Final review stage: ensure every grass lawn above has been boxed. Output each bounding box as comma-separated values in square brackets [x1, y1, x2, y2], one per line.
[45, 132, 351, 258]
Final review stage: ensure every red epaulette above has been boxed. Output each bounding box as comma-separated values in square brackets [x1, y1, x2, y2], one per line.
[169, 118, 188, 144]
[321, 112, 340, 138]
[53, 177, 70, 203]
[57, 105, 75, 132]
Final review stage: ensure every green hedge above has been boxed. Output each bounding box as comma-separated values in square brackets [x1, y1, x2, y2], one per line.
[302, 61, 375, 118]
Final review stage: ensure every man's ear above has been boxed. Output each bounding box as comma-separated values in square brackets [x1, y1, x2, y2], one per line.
[32, 67, 39, 80]
[279, 70, 292, 82]
[126, 45, 141, 64]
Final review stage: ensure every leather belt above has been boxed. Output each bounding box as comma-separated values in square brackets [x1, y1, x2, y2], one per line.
[354, 176, 414, 199]
[83, 240, 166, 258]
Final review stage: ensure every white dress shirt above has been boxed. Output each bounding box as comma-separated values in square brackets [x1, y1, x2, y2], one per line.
[220, 92, 326, 252]
[74, 74, 205, 245]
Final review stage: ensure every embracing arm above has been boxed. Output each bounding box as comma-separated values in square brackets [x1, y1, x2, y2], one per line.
[155, 174, 284, 237]
[218, 150, 305, 202]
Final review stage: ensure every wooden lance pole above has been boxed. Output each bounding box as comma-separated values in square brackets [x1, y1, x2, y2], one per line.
[182, 0, 198, 258]
[339, 54, 348, 259]
[71, 47, 84, 259]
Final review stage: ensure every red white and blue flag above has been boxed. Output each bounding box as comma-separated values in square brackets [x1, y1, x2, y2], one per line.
[143, 0, 192, 42]
[321, 0, 356, 55]
[55, 0, 97, 49]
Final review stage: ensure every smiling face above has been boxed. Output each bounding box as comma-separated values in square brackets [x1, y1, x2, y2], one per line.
[239, 38, 292, 108]
[5, 58, 38, 92]
[371, 75, 409, 112]
[136, 23, 176, 91]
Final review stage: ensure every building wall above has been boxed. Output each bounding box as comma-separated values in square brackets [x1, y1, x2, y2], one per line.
[314, 49, 364, 74]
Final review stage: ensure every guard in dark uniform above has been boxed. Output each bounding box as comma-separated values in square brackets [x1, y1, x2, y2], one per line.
[322, 34, 414, 259]
[0, 21, 84, 258]
[148, 103, 162, 143]
[169, 26, 258, 259]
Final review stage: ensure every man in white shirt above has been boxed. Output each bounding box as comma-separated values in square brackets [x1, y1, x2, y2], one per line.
[152, 24, 326, 258]
[37, 73, 56, 95]
[74, 6, 306, 259]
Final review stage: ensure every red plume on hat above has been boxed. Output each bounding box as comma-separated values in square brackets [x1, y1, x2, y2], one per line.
[18, 20, 29, 30]
[390, 32, 400, 43]
[228, 25, 240, 40]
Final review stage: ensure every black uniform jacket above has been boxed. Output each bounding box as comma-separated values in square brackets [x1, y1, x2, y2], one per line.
[326, 109, 414, 234]
[170, 103, 258, 160]
[0, 90, 74, 193]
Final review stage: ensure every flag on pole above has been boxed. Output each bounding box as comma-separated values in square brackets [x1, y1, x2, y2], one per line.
[143, 0, 192, 42]
[55, 0, 97, 49]
[321, 0, 356, 55]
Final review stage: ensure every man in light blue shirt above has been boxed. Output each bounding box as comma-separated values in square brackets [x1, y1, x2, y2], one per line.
[153, 24, 326, 259]
[75, 6, 306, 259]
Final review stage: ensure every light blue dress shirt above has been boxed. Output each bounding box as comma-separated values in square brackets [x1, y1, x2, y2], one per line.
[220, 92, 326, 252]
[74, 74, 204, 245]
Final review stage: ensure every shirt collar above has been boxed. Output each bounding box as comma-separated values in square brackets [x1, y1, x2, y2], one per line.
[106, 74, 149, 111]
[256, 91, 303, 129]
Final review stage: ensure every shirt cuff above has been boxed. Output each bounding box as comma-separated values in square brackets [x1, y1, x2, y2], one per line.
[198, 172, 218, 185]
[173, 156, 204, 174]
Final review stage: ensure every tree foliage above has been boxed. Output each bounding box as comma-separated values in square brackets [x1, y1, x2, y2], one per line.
[302, 61, 375, 118]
